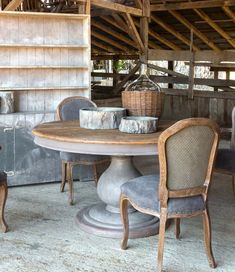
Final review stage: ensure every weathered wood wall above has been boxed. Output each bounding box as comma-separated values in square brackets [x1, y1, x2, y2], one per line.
[162, 92, 235, 126]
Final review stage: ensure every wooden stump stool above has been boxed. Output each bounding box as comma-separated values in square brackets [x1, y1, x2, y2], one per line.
[0, 172, 8, 232]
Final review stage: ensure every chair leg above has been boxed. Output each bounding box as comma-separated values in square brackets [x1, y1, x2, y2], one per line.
[0, 180, 8, 232]
[93, 164, 98, 186]
[67, 163, 74, 205]
[157, 208, 167, 272]
[202, 209, 217, 268]
[232, 174, 235, 196]
[175, 218, 180, 239]
[120, 194, 129, 250]
[60, 161, 67, 193]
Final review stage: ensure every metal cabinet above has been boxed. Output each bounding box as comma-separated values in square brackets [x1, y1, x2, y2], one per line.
[0, 113, 61, 186]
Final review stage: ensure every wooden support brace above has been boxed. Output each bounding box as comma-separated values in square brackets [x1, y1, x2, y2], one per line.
[113, 62, 141, 95]
[124, 13, 145, 53]
[4, 0, 22, 11]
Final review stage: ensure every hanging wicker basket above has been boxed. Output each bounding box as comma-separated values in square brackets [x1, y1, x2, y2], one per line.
[122, 90, 165, 118]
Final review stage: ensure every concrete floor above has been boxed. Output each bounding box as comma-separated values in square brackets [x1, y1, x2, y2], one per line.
[0, 156, 234, 272]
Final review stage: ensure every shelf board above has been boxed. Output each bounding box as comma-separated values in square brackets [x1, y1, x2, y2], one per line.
[0, 66, 89, 69]
[0, 44, 89, 48]
[0, 86, 89, 91]
[0, 11, 89, 20]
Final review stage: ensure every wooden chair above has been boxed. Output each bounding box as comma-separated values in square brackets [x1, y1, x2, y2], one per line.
[120, 118, 220, 272]
[0, 171, 8, 232]
[214, 107, 235, 195]
[57, 96, 110, 205]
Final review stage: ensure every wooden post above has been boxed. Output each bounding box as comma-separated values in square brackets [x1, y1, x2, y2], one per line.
[113, 58, 119, 89]
[78, 1, 85, 14]
[140, 0, 150, 64]
[86, 0, 91, 14]
[168, 61, 174, 89]
[188, 29, 195, 99]
[214, 70, 219, 92]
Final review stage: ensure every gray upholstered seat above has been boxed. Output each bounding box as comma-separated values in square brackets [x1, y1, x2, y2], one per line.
[121, 175, 205, 215]
[60, 152, 108, 162]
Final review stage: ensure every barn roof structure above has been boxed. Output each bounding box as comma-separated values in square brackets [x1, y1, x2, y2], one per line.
[1, 0, 235, 124]
[1, 0, 235, 59]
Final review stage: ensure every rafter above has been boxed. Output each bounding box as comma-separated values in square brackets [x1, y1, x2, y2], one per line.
[151, 0, 235, 11]
[111, 14, 139, 45]
[91, 30, 131, 52]
[151, 15, 200, 51]
[169, 10, 220, 51]
[102, 16, 160, 49]
[194, 9, 235, 48]
[91, 39, 115, 52]
[222, 6, 235, 22]
[135, 19, 181, 50]
[92, 20, 136, 49]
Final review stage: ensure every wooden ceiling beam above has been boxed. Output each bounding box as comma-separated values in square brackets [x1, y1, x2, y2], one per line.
[91, 0, 142, 16]
[134, 19, 181, 50]
[111, 14, 139, 45]
[91, 30, 131, 52]
[91, 53, 139, 60]
[4, 0, 22, 11]
[151, 0, 235, 11]
[101, 16, 160, 49]
[169, 10, 220, 51]
[151, 15, 200, 51]
[222, 6, 235, 22]
[194, 9, 235, 48]
[91, 39, 116, 52]
[148, 29, 181, 50]
[92, 20, 136, 49]
[148, 49, 235, 62]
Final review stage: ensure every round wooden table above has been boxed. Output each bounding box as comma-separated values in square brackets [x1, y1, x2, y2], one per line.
[32, 120, 169, 238]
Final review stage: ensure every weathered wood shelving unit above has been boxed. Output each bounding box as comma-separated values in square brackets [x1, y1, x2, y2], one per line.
[0, 11, 91, 185]
[0, 11, 91, 112]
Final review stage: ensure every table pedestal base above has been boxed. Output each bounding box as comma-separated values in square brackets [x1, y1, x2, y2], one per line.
[77, 156, 159, 238]
[76, 203, 159, 238]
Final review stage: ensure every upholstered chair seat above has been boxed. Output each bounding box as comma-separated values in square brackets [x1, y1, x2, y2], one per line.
[121, 175, 205, 215]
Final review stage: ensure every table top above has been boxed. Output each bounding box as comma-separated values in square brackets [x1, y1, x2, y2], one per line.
[32, 120, 173, 156]
[33, 120, 172, 145]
